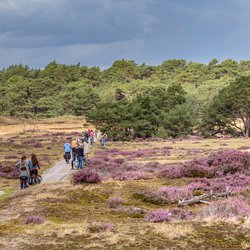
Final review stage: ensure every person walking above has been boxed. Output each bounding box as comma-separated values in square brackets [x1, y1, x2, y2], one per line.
[77, 144, 84, 170]
[71, 138, 78, 169]
[64, 140, 71, 164]
[102, 132, 108, 148]
[28, 154, 40, 185]
[15, 155, 30, 190]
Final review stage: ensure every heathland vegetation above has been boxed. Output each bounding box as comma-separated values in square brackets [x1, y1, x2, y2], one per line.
[0, 59, 250, 138]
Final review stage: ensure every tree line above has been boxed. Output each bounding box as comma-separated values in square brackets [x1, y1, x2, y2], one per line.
[0, 59, 249, 138]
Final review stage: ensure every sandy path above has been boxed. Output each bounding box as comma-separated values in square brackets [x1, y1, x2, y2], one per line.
[42, 159, 74, 182]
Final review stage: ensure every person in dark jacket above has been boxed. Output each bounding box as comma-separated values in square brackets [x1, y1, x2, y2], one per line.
[28, 154, 40, 184]
[71, 138, 78, 169]
[77, 144, 84, 170]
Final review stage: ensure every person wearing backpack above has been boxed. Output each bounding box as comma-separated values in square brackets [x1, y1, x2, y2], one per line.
[28, 154, 40, 184]
[15, 155, 30, 190]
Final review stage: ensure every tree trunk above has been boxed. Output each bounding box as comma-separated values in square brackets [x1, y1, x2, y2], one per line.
[178, 188, 232, 207]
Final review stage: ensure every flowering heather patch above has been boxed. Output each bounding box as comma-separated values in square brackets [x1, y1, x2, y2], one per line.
[33, 141, 43, 148]
[145, 209, 171, 222]
[119, 147, 171, 158]
[137, 186, 193, 204]
[51, 132, 65, 136]
[159, 150, 250, 179]
[153, 187, 193, 204]
[170, 208, 195, 220]
[181, 158, 214, 178]
[113, 158, 125, 164]
[87, 222, 115, 233]
[143, 161, 162, 173]
[23, 215, 44, 224]
[114, 171, 150, 181]
[72, 169, 101, 184]
[0, 162, 19, 179]
[89, 153, 144, 179]
[23, 140, 43, 148]
[107, 197, 124, 208]
[198, 198, 250, 219]
[157, 164, 183, 179]
[187, 173, 250, 193]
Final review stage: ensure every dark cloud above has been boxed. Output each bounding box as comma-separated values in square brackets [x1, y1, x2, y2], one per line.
[0, 0, 250, 68]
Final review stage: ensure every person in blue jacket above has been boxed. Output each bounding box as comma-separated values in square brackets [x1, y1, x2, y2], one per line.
[64, 140, 71, 164]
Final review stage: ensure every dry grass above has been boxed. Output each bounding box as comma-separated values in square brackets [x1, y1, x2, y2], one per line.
[0, 115, 91, 135]
[152, 222, 194, 239]
[0, 118, 250, 249]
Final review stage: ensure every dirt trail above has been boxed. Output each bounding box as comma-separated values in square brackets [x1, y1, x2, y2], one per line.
[42, 159, 73, 182]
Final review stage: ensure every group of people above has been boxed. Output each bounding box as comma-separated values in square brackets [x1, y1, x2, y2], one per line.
[63, 130, 108, 170]
[14, 129, 108, 190]
[15, 154, 41, 190]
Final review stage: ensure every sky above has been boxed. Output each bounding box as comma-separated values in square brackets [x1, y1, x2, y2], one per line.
[1, 0, 250, 69]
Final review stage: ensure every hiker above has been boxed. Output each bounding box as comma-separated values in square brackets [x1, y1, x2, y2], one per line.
[28, 154, 40, 184]
[94, 130, 99, 143]
[102, 132, 108, 148]
[77, 144, 84, 170]
[15, 155, 29, 190]
[84, 130, 89, 142]
[90, 130, 94, 145]
[83, 139, 90, 158]
[64, 140, 71, 164]
[71, 138, 78, 169]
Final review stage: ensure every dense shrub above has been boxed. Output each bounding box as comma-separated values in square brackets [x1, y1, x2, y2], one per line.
[158, 150, 250, 179]
[72, 169, 101, 184]
[157, 164, 183, 179]
[187, 173, 250, 193]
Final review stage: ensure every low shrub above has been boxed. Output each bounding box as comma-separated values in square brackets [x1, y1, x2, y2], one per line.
[23, 215, 44, 224]
[107, 197, 124, 208]
[198, 198, 250, 219]
[170, 208, 195, 220]
[72, 169, 101, 184]
[145, 209, 171, 222]
[157, 164, 183, 179]
[137, 187, 193, 204]
[114, 171, 149, 181]
[187, 173, 250, 193]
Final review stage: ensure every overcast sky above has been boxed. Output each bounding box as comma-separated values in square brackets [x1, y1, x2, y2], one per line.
[1, 0, 250, 69]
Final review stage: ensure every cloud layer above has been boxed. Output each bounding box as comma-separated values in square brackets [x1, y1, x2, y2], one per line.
[0, 0, 250, 68]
